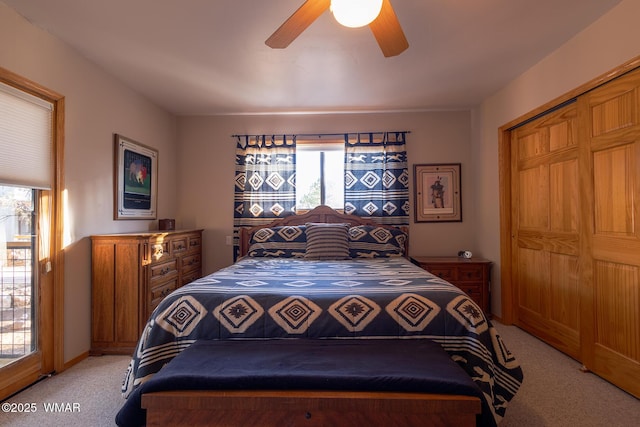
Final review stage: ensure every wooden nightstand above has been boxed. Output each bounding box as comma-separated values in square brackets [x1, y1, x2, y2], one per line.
[411, 256, 492, 317]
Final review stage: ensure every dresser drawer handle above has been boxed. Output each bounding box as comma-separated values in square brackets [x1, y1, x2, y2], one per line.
[160, 267, 171, 275]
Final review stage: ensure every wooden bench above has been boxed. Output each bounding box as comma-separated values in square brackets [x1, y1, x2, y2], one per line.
[139, 339, 483, 427]
[143, 389, 481, 427]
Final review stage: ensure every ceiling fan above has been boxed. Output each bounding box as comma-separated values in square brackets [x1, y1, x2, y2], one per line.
[265, 0, 409, 57]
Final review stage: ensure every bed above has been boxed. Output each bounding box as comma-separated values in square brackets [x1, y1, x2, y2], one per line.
[115, 206, 523, 426]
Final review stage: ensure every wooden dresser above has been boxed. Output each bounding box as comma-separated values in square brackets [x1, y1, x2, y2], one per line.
[91, 229, 203, 355]
[411, 256, 492, 317]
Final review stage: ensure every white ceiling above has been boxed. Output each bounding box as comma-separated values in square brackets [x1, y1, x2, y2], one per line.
[3, 0, 621, 115]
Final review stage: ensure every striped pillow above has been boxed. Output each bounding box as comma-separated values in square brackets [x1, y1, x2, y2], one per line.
[304, 223, 350, 260]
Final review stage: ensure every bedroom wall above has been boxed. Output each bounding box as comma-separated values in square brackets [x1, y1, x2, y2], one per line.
[4, 0, 637, 363]
[176, 111, 474, 275]
[474, 0, 640, 317]
[0, 3, 178, 362]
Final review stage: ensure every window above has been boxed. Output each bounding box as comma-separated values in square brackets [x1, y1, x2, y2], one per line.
[0, 185, 36, 358]
[0, 81, 52, 364]
[0, 69, 64, 400]
[296, 142, 344, 210]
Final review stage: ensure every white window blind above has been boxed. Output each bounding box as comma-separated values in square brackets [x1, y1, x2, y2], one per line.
[0, 81, 53, 190]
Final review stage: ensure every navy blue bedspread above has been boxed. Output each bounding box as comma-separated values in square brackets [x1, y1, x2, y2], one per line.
[118, 257, 523, 426]
[116, 339, 485, 426]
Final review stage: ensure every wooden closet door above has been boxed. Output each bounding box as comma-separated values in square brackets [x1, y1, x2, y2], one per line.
[578, 68, 640, 398]
[511, 103, 582, 359]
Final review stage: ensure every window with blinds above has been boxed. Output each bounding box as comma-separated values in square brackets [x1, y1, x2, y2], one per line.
[0, 82, 53, 189]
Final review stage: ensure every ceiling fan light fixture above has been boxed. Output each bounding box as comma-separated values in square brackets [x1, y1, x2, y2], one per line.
[330, 0, 383, 28]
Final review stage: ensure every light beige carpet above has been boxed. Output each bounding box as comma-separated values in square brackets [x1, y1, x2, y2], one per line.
[495, 321, 639, 426]
[1, 355, 129, 426]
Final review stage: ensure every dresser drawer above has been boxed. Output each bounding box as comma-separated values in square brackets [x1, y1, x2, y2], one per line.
[182, 253, 201, 273]
[149, 240, 171, 263]
[181, 269, 201, 286]
[150, 259, 178, 281]
[150, 278, 179, 312]
[187, 234, 202, 252]
[171, 237, 188, 254]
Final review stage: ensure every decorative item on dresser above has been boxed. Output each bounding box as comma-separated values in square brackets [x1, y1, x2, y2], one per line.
[411, 256, 491, 317]
[90, 229, 203, 355]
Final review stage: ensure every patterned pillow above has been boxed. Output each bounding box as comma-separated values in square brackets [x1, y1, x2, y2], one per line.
[348, 225, 407, 258]
[248, 225, 306, 258]
[304, 223, 350, 260]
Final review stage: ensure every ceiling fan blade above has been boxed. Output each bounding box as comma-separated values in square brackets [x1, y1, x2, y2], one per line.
[266, 0, 331, 49]
[369, 0, 409, 57]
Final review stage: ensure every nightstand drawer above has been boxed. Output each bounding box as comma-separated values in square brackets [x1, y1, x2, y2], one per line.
[428, 266, 457, 281]
[411, 256, 492, 317]
[457, 266, 484, 281]
[457, 283, 482, 296]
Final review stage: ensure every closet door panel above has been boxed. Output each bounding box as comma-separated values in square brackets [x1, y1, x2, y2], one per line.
[516, 247, 547, 315]
[549, 253, 580, 331]
[518, 166, 549, 229]
[590, 86, 636, 137]
[511, 103, 581, 359]
[593, 144, 635, 235]
[550, 160, 579, 232]
[580, 67, 640, 398]
[594, 261, 639, 360]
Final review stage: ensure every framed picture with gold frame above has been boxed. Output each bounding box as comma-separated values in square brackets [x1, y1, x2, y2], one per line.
[114, 134, 158, 219]
[414, 163, 461, 222]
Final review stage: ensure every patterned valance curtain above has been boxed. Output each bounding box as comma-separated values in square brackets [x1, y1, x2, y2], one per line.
[344, 132, 409, 226]
[233, 135, 296, 259]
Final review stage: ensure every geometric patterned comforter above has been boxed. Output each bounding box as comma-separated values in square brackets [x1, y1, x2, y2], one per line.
[121, 257, 523, 426]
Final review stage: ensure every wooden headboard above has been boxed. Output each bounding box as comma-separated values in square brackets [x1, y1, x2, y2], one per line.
[239, 205, 409, 257]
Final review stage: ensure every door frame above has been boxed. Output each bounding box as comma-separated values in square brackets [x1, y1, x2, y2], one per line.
[497, 56, 640, 324]
[0, 67, 65, 399]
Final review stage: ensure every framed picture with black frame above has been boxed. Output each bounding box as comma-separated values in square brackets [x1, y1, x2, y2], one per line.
[114, 134, 158, 220]
[414, 163, 461, 222]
